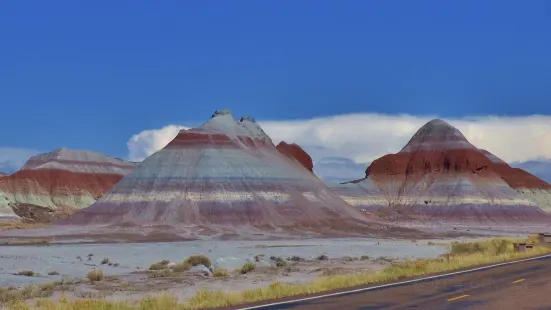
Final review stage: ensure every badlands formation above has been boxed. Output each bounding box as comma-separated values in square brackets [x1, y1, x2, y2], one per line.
[0, 148, 136, 222]
[65, 110, 385, 238]
[481, 150, 551, 212]
[331, 119, 551, 225]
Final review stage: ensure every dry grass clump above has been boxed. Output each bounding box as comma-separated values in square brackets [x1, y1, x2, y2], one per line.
[149, 269, 173, 278]
[240, 262, 256, 274]
[172, 261, 192, 272]
[87, 269, 104, 282]
[6, 238, 50, 245]
[185, 255, 212, 268]
[212, 268, 229, 278]
[167, 255, 211, 273]
[16, 270, 39, 277]
[0, 222, 47, 231]
[0, 282, 55, 304]
[149, 260, 170, 271]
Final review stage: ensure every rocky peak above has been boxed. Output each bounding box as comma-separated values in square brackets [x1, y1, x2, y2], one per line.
[400, 119, 475, 153]
[276, 142, 314, 172]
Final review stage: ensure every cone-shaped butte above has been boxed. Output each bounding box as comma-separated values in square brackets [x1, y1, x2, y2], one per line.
[481, 149, 551, 212]
[330, 119, 551, 225]
[0, 148, 137, 222]
[65, 109, 377, 238]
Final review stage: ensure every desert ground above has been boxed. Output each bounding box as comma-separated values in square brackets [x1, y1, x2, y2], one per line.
[0, 226, 533, 306]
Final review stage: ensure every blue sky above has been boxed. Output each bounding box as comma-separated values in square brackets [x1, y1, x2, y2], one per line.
[1, 0, 551, 170]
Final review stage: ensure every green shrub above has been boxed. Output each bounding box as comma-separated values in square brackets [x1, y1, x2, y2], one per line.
[317, 255, 329, 261]
[360, 255, 370, 261]
[185, 255, 212, 268]
[240, 262, 256, 274]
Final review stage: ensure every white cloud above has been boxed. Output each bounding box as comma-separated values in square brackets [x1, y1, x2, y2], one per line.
[126, 113, 551, 165]
[127, 125, 189, 161]
[0, 147, 42, 173]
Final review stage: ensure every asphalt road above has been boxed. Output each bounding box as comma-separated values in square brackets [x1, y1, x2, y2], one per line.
[234, 255, 551, 310]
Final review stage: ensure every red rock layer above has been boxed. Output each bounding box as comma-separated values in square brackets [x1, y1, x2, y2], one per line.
[0, 170, 127, 222]
[479, 150, 551, 190]
[0, 169, 126, 200]
[366, 149, 493, 179]
[276, 142, 314, 172]
[332, 119, 551, 225]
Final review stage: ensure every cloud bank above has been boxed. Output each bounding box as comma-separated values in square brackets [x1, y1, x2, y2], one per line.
[127, 113, 551, 167]
[0, 147, 43, 174]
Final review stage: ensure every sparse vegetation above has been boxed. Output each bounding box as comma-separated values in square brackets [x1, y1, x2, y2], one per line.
[86, 269, 104, 282]
[101, 257, 110, 265]
[16, 270, 39, 277]
[317, 255, 329, 261]
[275, 259, 287, 267]
[4, 236, 550, 309]
[47, 271, 60, 276]
[185, 255, 212, 268]
[288, 256, 302, 262]
[212, 268, 229, 278]
[0, 222, 47, 231]
[360, 255, 370, 261]
[149, 260, 171, 270]
[240, 262, 256, 274]
[0, 282, 54, 304]
[149, 269, 173, 278]
[5, 238, 50, 245]
[172, 261, 192, 272]
[113, 263, 120, 267]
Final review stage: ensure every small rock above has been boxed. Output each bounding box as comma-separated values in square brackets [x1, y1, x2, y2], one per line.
[190, 265, 212, 276]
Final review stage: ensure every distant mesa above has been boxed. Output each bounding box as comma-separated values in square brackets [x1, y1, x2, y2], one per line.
[330, 119, 551, 224]
[276, 141, 314, 172]
[65, 109, 377, 238]
[0, 148, 137, 222]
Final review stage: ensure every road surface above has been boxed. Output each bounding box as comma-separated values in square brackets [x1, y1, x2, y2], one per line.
[234, 255, 551, 310]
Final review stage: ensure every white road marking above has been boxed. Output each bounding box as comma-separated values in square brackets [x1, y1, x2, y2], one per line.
[237, 253, 551, 309]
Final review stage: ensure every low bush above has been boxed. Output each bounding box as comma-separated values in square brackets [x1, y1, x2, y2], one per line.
[360, 255, 370, 261]
[149, 269, 173, 278]
[240, 262, 256, 274]
[317, 255, 329, 261]
[149, 260, 171, 270]
[87, 269, 104, 282]
[172, 261, 192, 272]
[185, 255, 212, 268]
[47, 271, 60, 276]
[101, 257, 110, 265]
[213, 268, 229, 278]
[16, 270, 38, 277]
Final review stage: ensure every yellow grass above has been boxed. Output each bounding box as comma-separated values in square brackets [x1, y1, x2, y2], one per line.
[86, 269, 104, 282]
[4, 236, 551, 310]
[0, 222, 47, 231]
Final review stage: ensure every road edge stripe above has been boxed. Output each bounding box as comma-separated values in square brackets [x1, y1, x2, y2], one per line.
[447, 294, 469, 302]
[237, 253, 551, 309]
[512, 278, 525, 284]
